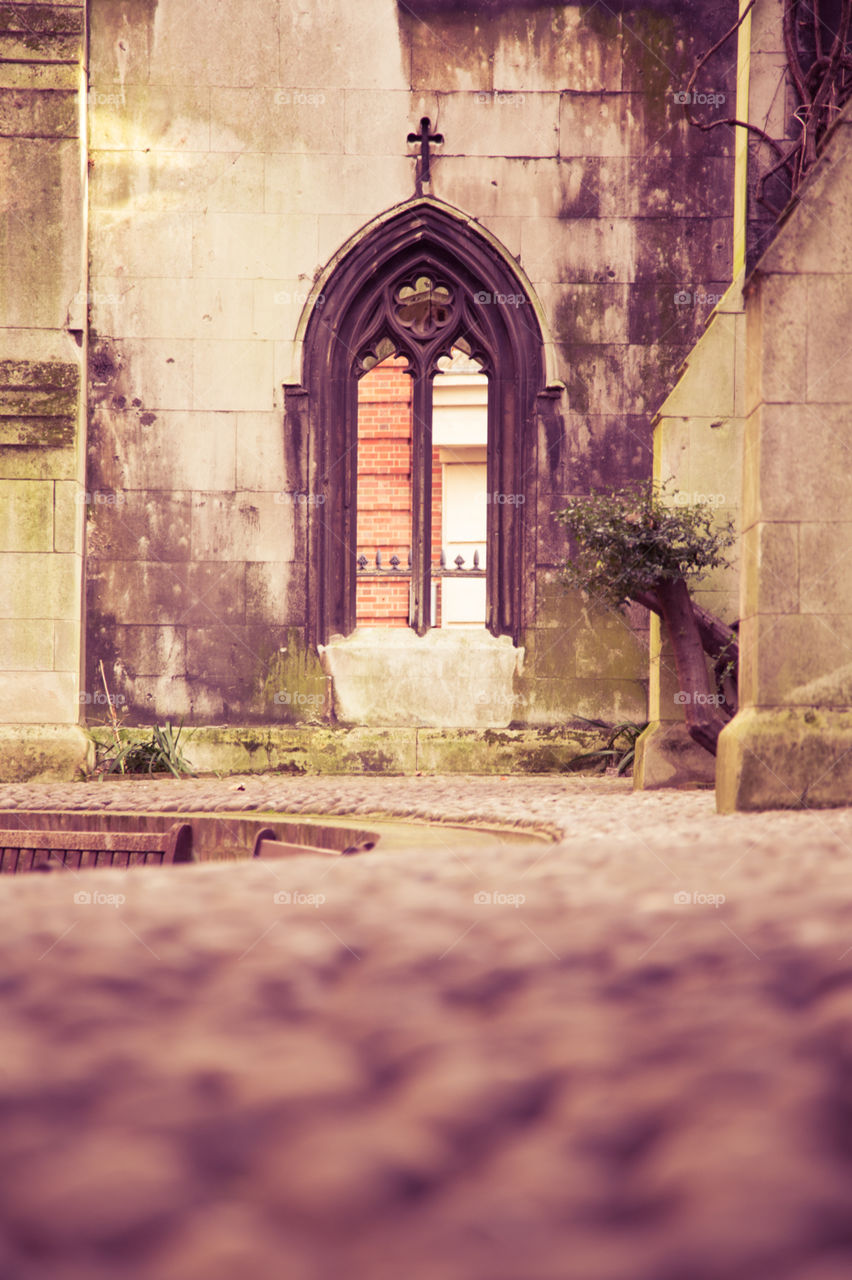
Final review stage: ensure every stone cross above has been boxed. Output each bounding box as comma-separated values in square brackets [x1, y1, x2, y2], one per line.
[407, 117, 443, 185]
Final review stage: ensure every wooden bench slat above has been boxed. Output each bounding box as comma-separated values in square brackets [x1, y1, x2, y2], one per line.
[0, 823, 193, 873]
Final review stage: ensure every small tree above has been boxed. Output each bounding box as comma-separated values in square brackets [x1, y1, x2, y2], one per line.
[555, 484, 738, 755]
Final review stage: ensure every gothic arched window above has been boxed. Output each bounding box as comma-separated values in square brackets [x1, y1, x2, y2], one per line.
[288, 201, 547, 644]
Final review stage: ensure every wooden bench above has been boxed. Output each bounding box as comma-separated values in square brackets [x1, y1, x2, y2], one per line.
[0, 822, 193, 873]
[251, 827, 376, 859]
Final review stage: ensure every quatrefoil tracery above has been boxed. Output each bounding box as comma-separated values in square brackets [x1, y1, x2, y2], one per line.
[394, 276, 453, 337]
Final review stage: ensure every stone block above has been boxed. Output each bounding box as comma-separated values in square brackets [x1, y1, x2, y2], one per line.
[0, 553, 79, 620]
[438, 157, 565, 221]
[90, 210, 193, 278]
[403, 6, 492, 92]
[342, 88, 439, 159]
[437, 91, 560, 158]
[0, 619, 54, 671]
[209, 86, 343, 154]
[106, 338, 194, 411]
[717, 707, 852, 811]
[0, 88, 77, 136]
[245, 561, 306, 627]
[0, 480, 53, 551]
[633, 721, 715, 790]
[740, 521, 799, 619]
[87, 0, 152, 87]
[53, 618, 80, 672]
[321, 629, 523, 728]
[559, 93, 644, 159]
[88, 276, 254, 343]
[0, 139, 84, 330]
[90, 150, 265, 216]
[514, 675, 648, 725]
[633, 217, 732, 287]
[191, 212, 319, 282]
[263, 152, 411, 217]
[89, 410, 237, 493]
[107, 625, 186, 678]
[743, 403, 852, 525]
[192, 341, 274, 412]
[53, 481, 83, 553]
[521, 217, 636, 286]
[235, 413, 289, 491]
[191, 492, 296, 563]
[281, 0, 408, 92]
[87, 560, 246, 627]
[415, 726, 602, 774]
[806, 273, 852, 403]
[739, 612, 852, 708]
[560, 346, 625, 415]
[0, 357, 80, 447]
[573, 608, 648, 682]
[549, 283, 629, 345]
[87, 490, 191, 562]
[623, 343, 693, 418]
[799, 523, 852, 616]
[88, 85, 211, 151]
[252, 279, 317, 344]
[492, 7, 622, 93]
[751, 272, 808, 403]
[0, 724, 93, 781]
[0, 671, 78, 723]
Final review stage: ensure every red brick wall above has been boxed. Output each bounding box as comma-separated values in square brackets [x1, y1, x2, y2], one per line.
[356, 356, 412, 627]
[356, 355, 444, 628]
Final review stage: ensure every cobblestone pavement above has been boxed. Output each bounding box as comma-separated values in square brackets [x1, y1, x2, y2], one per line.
[3, 774, 852, 1280]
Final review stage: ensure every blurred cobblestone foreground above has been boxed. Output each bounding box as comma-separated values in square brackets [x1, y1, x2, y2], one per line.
[2, 774, 852, 1280]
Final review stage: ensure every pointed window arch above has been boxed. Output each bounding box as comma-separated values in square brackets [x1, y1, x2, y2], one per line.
[289, 201, 547, 645]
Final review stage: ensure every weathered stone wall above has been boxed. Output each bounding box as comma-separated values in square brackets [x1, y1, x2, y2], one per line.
[718, 101, 852, 809]
[83, 0, 738, 728]
[0, 1, 91, 777]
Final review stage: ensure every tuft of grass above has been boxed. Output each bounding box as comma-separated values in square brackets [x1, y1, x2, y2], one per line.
[567, 718, 648, 776]
[97, 722, 196, 779]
